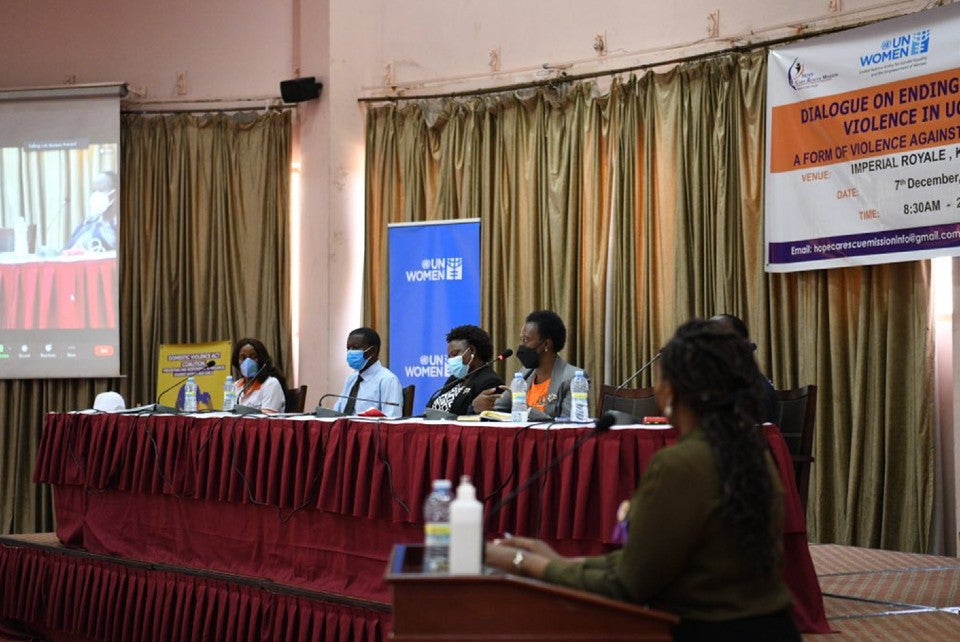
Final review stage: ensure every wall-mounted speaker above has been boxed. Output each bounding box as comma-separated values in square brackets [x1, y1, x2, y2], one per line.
[279, 77, 322, 103]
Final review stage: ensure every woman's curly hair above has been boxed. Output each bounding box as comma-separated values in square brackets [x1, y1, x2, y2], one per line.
[659, 318, 776, 577]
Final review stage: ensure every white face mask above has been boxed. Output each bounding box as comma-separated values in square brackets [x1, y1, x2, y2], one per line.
[89, 190, 115, 218]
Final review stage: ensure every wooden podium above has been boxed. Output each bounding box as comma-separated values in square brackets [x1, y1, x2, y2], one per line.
[386, 545, 678, 641]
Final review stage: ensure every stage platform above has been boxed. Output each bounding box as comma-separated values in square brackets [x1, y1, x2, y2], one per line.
[2, 533, 957, 641]
[806, 543, 960, 640]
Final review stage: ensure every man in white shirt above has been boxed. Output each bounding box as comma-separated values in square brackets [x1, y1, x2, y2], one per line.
[333, 327, 403, 418]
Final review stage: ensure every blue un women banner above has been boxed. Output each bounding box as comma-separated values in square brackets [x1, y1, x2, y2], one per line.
[388, 219, 481, 415]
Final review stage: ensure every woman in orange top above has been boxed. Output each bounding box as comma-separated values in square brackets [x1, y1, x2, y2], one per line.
[474, 310, 588, 419]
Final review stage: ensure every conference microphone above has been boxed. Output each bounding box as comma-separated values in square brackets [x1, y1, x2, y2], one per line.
[483, 412, 616, 535]
[314, 392, 402, 418]
[134, 359, 216, 413]
[614, 352, 661, 393]
[424, 348, 514, 410]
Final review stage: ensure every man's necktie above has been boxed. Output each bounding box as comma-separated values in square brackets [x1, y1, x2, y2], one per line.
[343, 374, 363, 415]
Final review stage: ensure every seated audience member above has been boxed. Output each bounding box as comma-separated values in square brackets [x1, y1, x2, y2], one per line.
[232, 337, 287, 414]
[425, 324, 504, 416]
[485, 319, 800, 642]
[472, 309, 587, 419]
[333, 327, 403, 418]
[62, 171, 119, 254]
[710, 313, 778, 423]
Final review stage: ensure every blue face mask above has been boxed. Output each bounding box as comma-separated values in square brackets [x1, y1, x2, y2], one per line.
[240, 357, 259, 379]
[447, 350, 473, 379]
[346, 347, 371, 371]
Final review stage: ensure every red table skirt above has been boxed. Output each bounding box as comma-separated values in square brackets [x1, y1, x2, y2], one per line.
[0, 540, 387, 642]
[33, 414, 829, 633]
[0, 256, 117, 329]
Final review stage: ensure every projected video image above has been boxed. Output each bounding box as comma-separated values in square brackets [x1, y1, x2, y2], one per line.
[0, 140, 120, 378]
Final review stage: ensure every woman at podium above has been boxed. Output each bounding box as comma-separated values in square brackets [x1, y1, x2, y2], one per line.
[485, 319, 800, 641]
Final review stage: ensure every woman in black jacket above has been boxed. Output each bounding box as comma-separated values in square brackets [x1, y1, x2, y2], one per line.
[425, 324, 504, 416]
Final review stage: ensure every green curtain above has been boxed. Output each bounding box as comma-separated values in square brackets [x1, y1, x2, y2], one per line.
[363, 49, 935, 552]
[0, 110, 292, 535]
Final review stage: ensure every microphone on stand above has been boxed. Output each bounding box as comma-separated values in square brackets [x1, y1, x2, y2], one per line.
[604, 352, 662, 425]
[423, 349, 514, 419]
[129, 360, 216, 413]
[614, 352, 661, 393]
[314, 393, 402, 418]
[483, 412, 617, 535]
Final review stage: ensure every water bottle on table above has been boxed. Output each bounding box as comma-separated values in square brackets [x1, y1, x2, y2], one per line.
[223, 375, 236, 411]
[510, 372, 528, 422]
[183, 377, 198, 413]
[423, 478, 453, 572]
[571, 370, 589, 422]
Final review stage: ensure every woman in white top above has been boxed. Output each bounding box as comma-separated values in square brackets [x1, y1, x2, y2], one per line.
[231, 337, 286, 414]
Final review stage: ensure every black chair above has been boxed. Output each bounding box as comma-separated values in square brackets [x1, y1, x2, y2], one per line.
[401, 385, 415, 417]
[284, 385, 308, 413]
[596, 385, 660, 422]
[774, 385, 817, 512]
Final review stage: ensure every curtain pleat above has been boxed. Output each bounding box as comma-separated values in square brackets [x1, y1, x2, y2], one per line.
[1, 110, 291, 536]
[363, 49, 935, 552]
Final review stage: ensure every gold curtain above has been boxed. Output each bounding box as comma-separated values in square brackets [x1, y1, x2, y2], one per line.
[0, 110, 292, 535]
[119, 111, 292, 407]
[364, 50, 935, 552]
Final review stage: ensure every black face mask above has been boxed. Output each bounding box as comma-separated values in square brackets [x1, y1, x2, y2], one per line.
[516, 344, 541, 369]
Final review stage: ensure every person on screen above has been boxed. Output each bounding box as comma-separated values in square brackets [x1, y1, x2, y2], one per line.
[333, 327, 403, 418]
[484, 319, 799, 641]
[232, 337, 287, 414]
[471, 309, 587, 419]
[424, 324, 504, 416]
[710, 313, 778, 424]
[62, 171, 119, 254]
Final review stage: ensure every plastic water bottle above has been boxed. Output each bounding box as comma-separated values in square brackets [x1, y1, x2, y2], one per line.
[223, 375, 236, 411]
[183, 377, 198, 413]
[571, 370, 589, 422]
[510, 372, 528, 422]
[449, 475, 483, 574]
[423, 479, 453, 572]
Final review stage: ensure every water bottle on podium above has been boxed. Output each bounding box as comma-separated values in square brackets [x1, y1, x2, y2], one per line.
[183, 377, 198, 413]
[423, 479, 453, 572]
[223, 375, 236, 411]
[510, 372, 528, 422]
[571, 370, 589, 422]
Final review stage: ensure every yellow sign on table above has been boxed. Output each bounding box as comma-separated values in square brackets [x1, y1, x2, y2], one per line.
[156, 341, 231, 411]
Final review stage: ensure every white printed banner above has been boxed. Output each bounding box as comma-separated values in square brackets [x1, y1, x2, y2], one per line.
[765, 3, 960, 272]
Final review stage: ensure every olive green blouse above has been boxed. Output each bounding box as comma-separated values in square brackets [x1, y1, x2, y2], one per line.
[544, 430, 794, 621]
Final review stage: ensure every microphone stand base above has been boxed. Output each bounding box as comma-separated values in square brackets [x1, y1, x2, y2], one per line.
[233, 404, 262, 416]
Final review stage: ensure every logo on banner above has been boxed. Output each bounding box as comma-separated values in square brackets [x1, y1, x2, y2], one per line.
[404, 353, 449, 378]
[405, 257, 465, 282]
[859, 30, 931, 70]
[786, 57, 838, 91]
